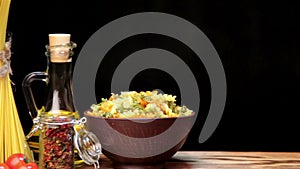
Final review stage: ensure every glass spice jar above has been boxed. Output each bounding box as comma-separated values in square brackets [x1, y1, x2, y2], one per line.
[40, 116, 75, 169]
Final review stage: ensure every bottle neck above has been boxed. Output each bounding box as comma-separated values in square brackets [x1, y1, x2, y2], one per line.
[44, 61, 77, 117]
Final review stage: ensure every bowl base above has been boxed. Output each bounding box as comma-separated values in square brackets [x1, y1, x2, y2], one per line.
[113, 162, 165, 169]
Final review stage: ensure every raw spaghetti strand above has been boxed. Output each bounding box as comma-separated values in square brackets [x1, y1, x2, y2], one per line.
[0, 0, 32, 163]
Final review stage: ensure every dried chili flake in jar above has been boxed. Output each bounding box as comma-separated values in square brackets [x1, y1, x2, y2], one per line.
[41, 117, 75, 169]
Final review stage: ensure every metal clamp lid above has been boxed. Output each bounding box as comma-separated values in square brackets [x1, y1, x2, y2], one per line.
[73, 117, 102, 169]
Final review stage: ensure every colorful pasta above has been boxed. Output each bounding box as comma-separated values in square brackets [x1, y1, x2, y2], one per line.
[87, 91, 193, 118]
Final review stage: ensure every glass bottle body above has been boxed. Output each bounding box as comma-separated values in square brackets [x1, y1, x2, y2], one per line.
[22, 40, 83, 168]
[43, 62, 78, 118]
[23, 36, 101, 169]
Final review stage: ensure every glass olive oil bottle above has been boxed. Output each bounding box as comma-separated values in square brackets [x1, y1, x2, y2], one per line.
[23, 34, 83, 168]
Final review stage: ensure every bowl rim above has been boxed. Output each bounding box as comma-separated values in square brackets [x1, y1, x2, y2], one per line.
[84, 110, 196, 121]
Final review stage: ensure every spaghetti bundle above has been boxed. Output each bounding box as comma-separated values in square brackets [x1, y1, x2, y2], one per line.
[0, 0, 31, 163]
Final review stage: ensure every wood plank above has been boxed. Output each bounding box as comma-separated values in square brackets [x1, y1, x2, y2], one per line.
[79, 151, 300, 169]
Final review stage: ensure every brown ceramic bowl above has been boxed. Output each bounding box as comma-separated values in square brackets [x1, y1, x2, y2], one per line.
[84, 111, 196, 168]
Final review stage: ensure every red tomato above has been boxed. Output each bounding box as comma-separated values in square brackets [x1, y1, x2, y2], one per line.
[5, 153, 25, 169]
[15, 162, 39, 169]
[0, 163, 9, 169]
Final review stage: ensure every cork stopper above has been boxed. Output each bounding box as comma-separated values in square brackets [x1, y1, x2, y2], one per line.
[48, 34, 71, 62]
[49, 34, 70, 46]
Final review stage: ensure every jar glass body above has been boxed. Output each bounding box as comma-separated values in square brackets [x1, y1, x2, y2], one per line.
[39, 116, 74, 169]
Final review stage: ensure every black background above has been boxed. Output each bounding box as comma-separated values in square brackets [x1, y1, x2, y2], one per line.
[6, 0, 298, 151]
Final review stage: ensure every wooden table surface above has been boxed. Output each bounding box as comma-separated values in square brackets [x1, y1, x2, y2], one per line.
[79, 151, 300, 169]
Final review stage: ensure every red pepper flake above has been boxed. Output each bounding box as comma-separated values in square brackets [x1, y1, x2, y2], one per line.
[42, 118, 74, 169]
